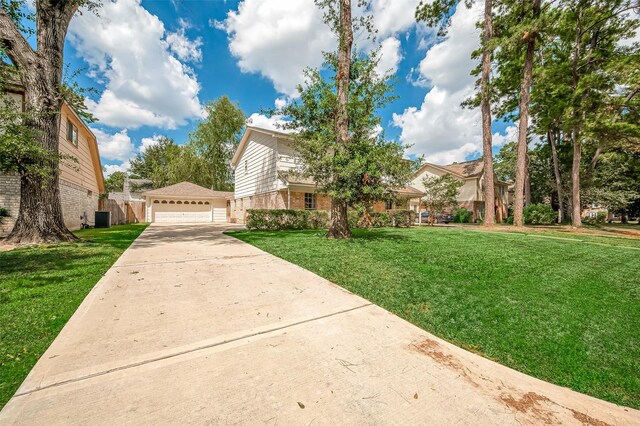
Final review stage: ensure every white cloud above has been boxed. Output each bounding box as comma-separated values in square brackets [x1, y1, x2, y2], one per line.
[167, 20, 203, 63]
[69, 0, 203, 129]
[247, 99, 290, 131]
[216, 0, 422, 97]
[392, 2, 516, 164]
[103, 162, 130, 177]
[375, 37, 403, 76]
[93, 128, 135, 162]
[140, 135, 164, 153]
[217, 0, 334, 97]
[371, 0, 422, 37]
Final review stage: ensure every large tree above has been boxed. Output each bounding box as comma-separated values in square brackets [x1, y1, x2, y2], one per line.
[0, 0, 96, 244]
[417, 0, 497, 226]
[276, 6, 414, 239]
[129, 136, 180, 189]
[188, 96, 245, 191]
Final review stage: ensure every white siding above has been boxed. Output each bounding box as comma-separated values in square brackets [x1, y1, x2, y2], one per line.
[276, 139, 305, 190]
[412, 165, 478, 203]
[234, 133, 279, 199]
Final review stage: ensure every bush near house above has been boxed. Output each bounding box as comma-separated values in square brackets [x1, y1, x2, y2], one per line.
[453, 207, 473, 223]
[347, 210, 416, 228]
[583, 212, 607, 225]
[246, 209, 329, 230]
[523, 203, 557, 225]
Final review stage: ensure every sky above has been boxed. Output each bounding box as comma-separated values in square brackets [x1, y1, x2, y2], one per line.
[52, 0, 526, 176]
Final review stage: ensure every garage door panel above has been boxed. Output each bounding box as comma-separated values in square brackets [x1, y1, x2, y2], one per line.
[152, 203, 212, 223]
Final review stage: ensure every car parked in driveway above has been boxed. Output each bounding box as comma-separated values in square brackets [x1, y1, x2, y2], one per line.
[417, 212, 453, 224]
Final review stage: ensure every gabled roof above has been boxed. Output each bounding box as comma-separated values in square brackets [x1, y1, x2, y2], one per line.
[438, 159, 484, 178]
[231, 125, 294, 167]
[141, 182, 233, 199]
[395, 186, 424, 196]
[414, 159, 483, 180]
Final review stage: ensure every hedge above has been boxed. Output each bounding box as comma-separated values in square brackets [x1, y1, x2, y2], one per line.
[453, 207, 473, 223]
[246, 209, 329, 230]
[246, 208, 417, 230]
[347, 209, 416, 228]
[523, 203, 557, 225]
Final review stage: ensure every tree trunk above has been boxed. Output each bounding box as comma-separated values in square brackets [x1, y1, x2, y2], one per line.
[513, 0, 539, 227]
[480, 0, 495, 226]
[524, 153, 531, 206]
[571, 134, 582, 227]
[327, 0, 353, 239]
[548, 130, 563, 223]
[327, 199, 351, 238]
[1, 1, 79, 244]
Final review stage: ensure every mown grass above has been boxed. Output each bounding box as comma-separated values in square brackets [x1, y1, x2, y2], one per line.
[228, 226, 640, 409]
[0, 223, 148, 408]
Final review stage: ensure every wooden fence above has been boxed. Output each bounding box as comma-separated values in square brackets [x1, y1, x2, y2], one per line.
[98, 199, 146, 225]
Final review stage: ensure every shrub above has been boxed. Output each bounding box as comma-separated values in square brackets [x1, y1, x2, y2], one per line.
[583, 212, 607, 226]
[246, 209, 329, 230]
[523, 204, 557, 225]
[453, 208, 473, 223]
[348, 209, 415, 228]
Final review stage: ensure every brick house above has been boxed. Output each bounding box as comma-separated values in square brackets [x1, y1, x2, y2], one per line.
[1, 86, 105, 236]
[409, 160, 510, 222]
[230, 126, 422, 223]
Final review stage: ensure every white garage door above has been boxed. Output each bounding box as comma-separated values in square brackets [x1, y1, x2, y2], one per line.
[152, 202, 212, 223]
[151, 199, 228, 223]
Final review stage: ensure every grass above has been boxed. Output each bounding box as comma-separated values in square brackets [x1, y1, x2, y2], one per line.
[228, 226, 640, 409]
[0, 223, 148, 409]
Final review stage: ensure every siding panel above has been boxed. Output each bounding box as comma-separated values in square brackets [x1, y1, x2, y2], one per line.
[234, 133, 278, 198]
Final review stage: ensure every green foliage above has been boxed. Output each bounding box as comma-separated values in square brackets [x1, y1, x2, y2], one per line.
[188, 97, 245, 191]
[420, 174, 462, 223]
[583, 212, 607, 226]
[453, 207, 473, 223]
[129, 96, 244, 190]
[0, 95, 77, 181]
[275, 51, 415, 228]
[103, 171, 125, 194]
[129, 137, 180, 189]
[347, 209, 416, 228]
[523, 203, 557, 225]
[246, 209, 329, 230]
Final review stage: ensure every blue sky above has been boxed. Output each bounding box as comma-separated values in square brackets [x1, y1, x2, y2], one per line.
[53, 0, 519, 176]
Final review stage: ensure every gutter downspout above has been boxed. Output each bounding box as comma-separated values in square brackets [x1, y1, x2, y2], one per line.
[287, 185, 291, 209]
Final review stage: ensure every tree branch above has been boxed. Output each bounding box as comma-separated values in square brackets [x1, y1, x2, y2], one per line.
[0, 7, 36, 69]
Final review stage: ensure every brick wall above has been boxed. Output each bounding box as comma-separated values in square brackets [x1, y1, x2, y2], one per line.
[231, 190, 332, 223]
[0, 174, 20, 236]
[59, 180, 100, 230]
[0, 175, 99, 237]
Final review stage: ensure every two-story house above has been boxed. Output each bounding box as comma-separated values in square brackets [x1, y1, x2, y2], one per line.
[230, 126, 423, 223]
[409, 160, 510, 222]
[1, 81, 105, 236]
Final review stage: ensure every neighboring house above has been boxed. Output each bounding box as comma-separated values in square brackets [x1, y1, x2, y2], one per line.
[230, 126, 422, 223]
[410, 160, 510, 222]
[0, 83, 105, 236]
[142, 182, 232, 223]
[108, 176, 153, 202]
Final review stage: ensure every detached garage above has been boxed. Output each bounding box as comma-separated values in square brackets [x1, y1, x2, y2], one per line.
[142, 182, 232, 223]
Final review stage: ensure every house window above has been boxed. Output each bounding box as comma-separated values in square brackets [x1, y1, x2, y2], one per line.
[385, 199, 393, 210]
[304, 193, 317, 210]
[67, 119, 78, 146]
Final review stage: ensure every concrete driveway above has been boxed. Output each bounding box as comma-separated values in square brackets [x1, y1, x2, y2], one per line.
[1, 223, 637, 425]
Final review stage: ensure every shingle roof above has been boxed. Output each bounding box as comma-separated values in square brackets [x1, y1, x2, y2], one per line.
[142, 182, 233, 198]
[395, 186, 424, 196]
[439, 159, 484, 178]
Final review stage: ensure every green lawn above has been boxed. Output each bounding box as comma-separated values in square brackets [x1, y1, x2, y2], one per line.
[228, 226, 640, 409]
[0, 223, 148, 408]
